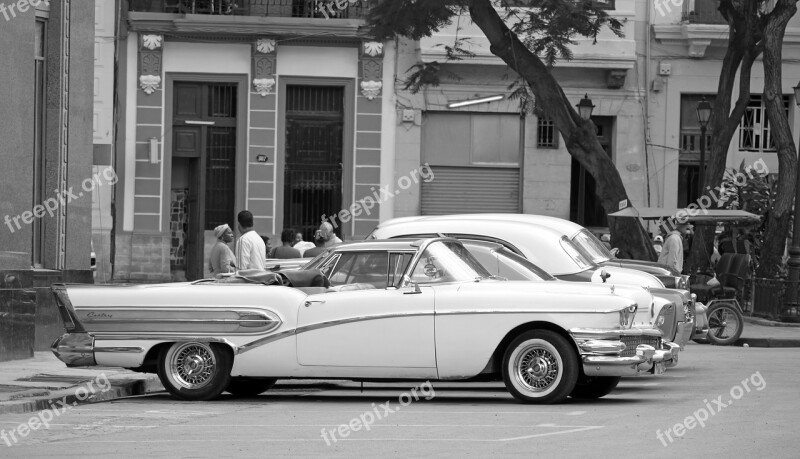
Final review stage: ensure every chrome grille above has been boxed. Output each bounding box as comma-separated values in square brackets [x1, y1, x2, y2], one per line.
[620, 335, 662, 357]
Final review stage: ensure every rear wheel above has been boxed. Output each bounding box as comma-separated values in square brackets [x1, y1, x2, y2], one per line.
[570, 376, 620, 399]
[706, 302, 743, 346]
[226, 378, 277, 397]
[502, 330, 578, 404]
[157, 342, 232, 401]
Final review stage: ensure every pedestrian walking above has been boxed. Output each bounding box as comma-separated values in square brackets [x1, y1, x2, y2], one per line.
[293, 231, 316, 256]
[303, 230, 328, 258]
[319, 221, 342, 248]
[235, 210, 266, 270]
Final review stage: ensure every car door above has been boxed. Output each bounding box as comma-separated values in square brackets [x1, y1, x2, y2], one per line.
[296, 251, 437, 377]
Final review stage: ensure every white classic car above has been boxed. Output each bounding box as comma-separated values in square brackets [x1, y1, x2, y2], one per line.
[52, 238, 675, 404]
[369, 214, 706, 349]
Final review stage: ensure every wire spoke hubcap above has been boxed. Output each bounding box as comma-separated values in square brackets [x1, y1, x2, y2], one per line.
[515, 345, 559, 392]
[170, 343, 216, 389]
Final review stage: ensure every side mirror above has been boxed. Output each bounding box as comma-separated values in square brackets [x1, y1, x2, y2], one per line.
[600, 269, 612, 283]
[401, 275, 422, 294]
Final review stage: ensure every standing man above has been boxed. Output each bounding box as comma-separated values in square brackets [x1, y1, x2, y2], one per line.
[319, 221, 342, 248]
[658, 220, 690, 274]
[235, 210, 266, 271]
[208, 224, 236, 277]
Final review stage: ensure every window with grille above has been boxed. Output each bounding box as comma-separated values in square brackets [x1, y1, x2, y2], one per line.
[537, 116, 558, 148]
[738, 94, 790, 153]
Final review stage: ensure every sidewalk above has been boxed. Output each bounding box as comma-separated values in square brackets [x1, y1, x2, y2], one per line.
[2, 319, 799, 417]
[737, 316, 800, 347]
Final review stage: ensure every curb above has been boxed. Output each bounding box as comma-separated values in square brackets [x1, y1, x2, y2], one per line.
[0, 376, 163, 416]
[743, 316, 800, 328]
[734, 337, 800, 348]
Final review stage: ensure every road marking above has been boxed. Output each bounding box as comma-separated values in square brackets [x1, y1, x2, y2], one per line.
[285, 410, 587, 415]
[498, 424, 604, 441]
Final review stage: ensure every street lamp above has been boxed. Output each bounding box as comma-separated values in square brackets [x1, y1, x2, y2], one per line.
[788, 82, 800, 285]
[576, 94, 595, 120]
[696, 97, 713, 198]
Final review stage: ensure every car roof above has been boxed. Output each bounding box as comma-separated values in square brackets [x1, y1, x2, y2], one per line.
[377, 214, 585, 239]
[371, 218, 587, 275]
[328, 238, 428, 252]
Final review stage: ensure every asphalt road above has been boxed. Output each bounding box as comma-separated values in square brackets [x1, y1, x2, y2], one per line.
[2, 344, 799, 458]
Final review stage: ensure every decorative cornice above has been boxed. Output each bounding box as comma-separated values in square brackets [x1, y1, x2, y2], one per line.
[141, 34, 163, 50]
[360, 80, 382, 100]
[253, 78, 276, 96]
[363, 41, 383, 57]
[653, 23, 800, 58]
[127, 13, 370, 38]
[256, 38, 276, 54]
[139, 75, 161, 95]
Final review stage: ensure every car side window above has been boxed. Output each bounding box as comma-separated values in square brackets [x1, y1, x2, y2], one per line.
[327, 252, 389, 288]
[388, 252, 414, 287]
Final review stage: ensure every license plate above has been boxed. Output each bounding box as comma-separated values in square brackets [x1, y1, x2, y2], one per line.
[652, 361, 666, 375]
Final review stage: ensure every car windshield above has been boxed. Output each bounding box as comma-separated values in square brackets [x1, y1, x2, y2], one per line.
[409, 241, 493, 284]
[571, 229, 613, 263]
[558, 236, 594, 270]
[464, 242, 555, 281]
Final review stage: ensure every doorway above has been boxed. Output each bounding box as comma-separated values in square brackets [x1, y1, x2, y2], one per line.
[170, 82, 238, 281]
[570, 116, 614, 227]
[283, 85, 345, 241]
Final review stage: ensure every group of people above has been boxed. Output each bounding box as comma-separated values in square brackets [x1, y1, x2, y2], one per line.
[207, 211, 342, 278]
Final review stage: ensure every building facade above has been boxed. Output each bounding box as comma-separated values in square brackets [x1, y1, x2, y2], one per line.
[651, 0, 800, 209]
[114, 0, 391, 282]
[0, 1, 95, 361]
[390, 0, 646, 229]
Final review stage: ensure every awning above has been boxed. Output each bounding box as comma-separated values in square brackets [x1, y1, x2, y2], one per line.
[609, 207, 762, 224]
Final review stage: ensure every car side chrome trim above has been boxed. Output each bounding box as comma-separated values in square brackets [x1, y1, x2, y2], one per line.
[237, 311, 435, 354]
[95, 346, 145, 354]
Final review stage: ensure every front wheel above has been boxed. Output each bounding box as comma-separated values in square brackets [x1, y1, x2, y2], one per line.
[502, 330, 579, 404]
[157, 342, 233, 401]
[706, 302, 744, 346]
[570, 376, 620, 399]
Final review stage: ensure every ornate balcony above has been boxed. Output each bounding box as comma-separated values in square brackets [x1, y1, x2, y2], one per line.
[129, 0, 369, 19]
[682, 0, 726, 25]
[127, 0, 372, 39]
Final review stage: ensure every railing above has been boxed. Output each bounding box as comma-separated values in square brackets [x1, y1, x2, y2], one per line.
[682, 0, 726, 25]
[129, 0, 370, 19]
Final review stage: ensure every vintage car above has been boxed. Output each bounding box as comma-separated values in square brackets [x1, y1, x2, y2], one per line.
[51, 238, 675, 404]
[369, 215, 705, 349]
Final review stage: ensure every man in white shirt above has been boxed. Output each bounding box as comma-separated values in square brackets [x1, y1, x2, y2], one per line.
[657, 221, 690, 274]
[235, 210, 266, 271]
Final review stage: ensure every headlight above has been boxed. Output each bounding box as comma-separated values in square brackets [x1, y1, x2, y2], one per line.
[677, 275, 689, 290]
[619, 304, 638, 328]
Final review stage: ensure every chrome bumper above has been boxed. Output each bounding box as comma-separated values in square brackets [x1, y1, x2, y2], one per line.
[663, 341, 681, 368]
[673, 321, 693, 350]
[582, 343, 672, 377]
[51, 333, 96, 367]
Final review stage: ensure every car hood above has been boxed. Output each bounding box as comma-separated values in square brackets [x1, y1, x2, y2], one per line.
[600, 258, 679, 276]
[589, 266, 664, 289]
[452, 280, 641, 314]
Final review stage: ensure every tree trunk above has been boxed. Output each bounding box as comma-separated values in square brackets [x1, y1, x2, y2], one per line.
[757, 0, 798, 278]
[688, 0, 762, 274]
[467, 0, 655, 261]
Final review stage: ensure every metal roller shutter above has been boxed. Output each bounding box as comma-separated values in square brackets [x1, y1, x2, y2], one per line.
[421, 166, 521, 215]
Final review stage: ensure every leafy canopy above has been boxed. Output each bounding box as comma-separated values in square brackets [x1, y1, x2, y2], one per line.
[368, 0, 624, 67]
